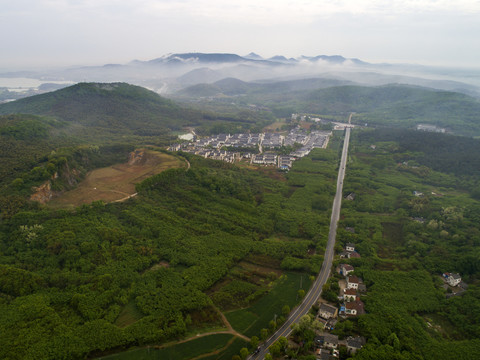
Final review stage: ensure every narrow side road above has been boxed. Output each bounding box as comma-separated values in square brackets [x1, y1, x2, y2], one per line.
[250, 127, 351, 360]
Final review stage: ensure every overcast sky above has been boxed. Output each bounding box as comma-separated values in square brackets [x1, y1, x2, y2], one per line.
[2, 0, 480, 70]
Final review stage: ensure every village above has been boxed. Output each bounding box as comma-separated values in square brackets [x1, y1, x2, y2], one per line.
[308, 242, 366, 359]
[169, 126, 331, 170]
[308, 237, 467, 359]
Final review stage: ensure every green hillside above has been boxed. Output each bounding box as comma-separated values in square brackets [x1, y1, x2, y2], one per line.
[0, 82, 275, 138]
[178, 80, 480, 136]
[303, 85, 480, 135]
[176, 77, 352, 98]
[0, 83, 188, 134]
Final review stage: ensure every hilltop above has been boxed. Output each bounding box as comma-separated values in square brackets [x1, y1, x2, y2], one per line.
[0, 82, 188, 134]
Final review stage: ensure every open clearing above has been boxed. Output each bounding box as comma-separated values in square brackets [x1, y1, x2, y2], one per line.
[48, 150, 184, 209]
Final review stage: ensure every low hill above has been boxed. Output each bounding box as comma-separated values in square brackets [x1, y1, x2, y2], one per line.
[301, 85, 480, 135]
[0, 82, 196, 134]
[176, 77, 353, 98]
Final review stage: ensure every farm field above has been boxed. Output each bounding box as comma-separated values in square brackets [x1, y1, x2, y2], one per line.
[100, 334, 234, 360]
[48, 150, 185, 208]
[225, 271, 312, 338]
[201, 338, 249, 360]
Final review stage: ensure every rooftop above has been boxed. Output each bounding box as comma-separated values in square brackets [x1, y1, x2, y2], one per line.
[319, 303, 338, 314]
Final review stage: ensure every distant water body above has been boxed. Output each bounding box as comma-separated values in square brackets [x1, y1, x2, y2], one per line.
[0, 77, 73, 91]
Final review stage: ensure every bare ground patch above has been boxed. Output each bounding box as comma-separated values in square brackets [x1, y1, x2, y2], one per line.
[48, 150, 184, 208]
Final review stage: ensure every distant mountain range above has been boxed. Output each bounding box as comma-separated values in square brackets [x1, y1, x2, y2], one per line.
[135, 52, 363, 66]
[1, 52, 479, 100]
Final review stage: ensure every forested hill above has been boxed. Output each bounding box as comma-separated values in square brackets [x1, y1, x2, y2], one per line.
[0, 82, 198, 133]
[178, 80, 480, 136]
[302, 85, 480, 135]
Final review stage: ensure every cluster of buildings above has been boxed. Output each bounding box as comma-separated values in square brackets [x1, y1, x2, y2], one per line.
[314, 334, 366, 360]
[312, 243, 367, 358]
[169, 127, 331, 169]
[416, 124, 446, 133]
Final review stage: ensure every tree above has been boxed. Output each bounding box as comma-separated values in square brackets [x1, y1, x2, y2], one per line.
[264, 354, 273, 360]
[269, 342, 282, 358]
[239, 347, 249, 360]
[278, 336, 288, 351]
[282, 305, 290, 317]
[250, 336, 259, 350]
[260, 328, 269, 341]
[269, 319, 277, 332]
[298, 289, 305, 298]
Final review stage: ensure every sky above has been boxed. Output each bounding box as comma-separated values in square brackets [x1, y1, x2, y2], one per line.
[2, 0, 480, 70]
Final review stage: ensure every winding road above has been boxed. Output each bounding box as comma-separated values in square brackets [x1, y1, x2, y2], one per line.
[250, 127, 351, 359]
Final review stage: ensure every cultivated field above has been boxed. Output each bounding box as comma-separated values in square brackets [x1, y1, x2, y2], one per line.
[48, 150, 185, 209]
[102, 334, 235, 360]
[225, 272, 312, 337]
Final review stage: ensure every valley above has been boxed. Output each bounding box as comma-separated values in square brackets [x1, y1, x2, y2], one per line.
[0, 76, 479, 360]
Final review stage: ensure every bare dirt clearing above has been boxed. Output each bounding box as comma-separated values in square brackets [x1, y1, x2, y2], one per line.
[48, 150, 184, 209]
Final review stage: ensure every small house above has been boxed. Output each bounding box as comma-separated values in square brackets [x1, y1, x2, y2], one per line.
[444, 272, 462, 287]
[347, 275, 359, 290]
[345, 243, 355, 252]
[347, 337, 366, 354]
[344, 288, 358, 302]
[348, 252, 361, 259]
[315, 348, 332, 360]
[345, 192, 356, 201]
[358, 283, 367, 293]
[345, 299, 365, 316]
[340, 264, 355, 276]
[322, 334, 339, 349]
[318, 303, 338, 320]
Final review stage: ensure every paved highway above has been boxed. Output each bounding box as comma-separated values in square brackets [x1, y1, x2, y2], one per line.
[250, 127, 351, 359]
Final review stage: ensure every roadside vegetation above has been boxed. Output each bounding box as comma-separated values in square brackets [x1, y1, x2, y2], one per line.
[306, 128, 480, 359]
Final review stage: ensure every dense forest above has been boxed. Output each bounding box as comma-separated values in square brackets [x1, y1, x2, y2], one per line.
[0, 140, 341, 359]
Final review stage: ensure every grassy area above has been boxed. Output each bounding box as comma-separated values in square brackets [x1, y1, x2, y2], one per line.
[225, 272, 312, 337]
[201, 338, 249, 360]
[100, 334, 234, 360]
[48, 150, 184, 208]
[263, 121, 286, 132]
[114, 302, 143, 328]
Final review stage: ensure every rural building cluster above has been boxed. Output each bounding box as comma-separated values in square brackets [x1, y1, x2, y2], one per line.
[312, 243, 367, 358]
[169, 127, 331, 169]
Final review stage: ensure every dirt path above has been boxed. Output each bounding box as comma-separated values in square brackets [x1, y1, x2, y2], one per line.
[190, 337, 236, 360]
[153, 307, 249, 351]
[216, 307, 250, 342]
[113, 192, 138, 203]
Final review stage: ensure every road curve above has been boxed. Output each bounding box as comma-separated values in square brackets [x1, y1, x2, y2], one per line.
[250, 127, 351, 360]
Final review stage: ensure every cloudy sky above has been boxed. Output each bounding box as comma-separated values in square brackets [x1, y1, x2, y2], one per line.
[2, 0, 480, 69]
